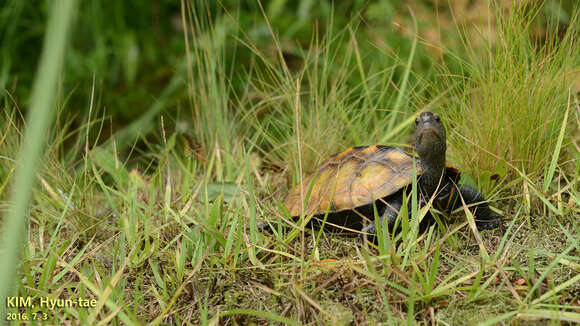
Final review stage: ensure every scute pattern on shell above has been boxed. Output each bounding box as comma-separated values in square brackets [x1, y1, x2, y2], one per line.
[284, 145, 423, 217]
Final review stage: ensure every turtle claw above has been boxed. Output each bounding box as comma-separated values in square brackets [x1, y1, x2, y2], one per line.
[475, 214, 501, 231]
[358, 224, 378, 243]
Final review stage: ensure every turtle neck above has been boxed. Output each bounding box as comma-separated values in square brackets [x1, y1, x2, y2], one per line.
[419, 149, 446, 197]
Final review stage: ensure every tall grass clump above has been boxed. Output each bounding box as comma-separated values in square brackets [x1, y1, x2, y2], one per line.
[179, 2, 427, 197]
[239, 16, 423, 185]
[182, 2, 239, 165]
[440, 4, 579, 186]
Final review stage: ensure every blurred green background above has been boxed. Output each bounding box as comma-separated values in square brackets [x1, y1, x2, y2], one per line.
[1, 0, 577, 150]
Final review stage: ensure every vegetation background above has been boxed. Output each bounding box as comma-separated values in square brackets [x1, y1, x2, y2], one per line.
[0, 0, 579, 324]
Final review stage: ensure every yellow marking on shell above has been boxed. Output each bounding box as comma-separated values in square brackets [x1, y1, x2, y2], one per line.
[323, 146, 369, 165]
[285, 166, 336, 216]
[385, 149, 412, 164]
[359, 145, 379, 156]
[313, 159, 351, 212]
[335, 147, 357, 161]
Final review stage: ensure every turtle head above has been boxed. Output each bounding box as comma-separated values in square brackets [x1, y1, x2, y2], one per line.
[414, 111, 446, 165]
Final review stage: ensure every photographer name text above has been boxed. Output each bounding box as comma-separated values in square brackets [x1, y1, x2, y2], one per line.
[6, 296, 97, 309]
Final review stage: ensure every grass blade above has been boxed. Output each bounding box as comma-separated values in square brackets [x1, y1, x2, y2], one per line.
[385, 7, 417, 134]
[0, 0, 77, 316]
[543, 100, 569, 192]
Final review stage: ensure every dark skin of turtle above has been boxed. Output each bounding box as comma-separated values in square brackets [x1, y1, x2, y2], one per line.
[268, 111, 501, 239]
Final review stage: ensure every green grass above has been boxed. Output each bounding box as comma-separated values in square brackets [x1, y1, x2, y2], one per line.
[440, 4, 579, 187]
[1, 1, 580, 325]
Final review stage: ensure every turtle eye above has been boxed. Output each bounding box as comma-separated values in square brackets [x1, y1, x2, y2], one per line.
[434, 114, 440, 122]
[415, 117, 420, 125]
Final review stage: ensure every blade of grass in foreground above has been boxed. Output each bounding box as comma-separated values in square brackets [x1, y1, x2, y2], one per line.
[0, 0, 77, 317]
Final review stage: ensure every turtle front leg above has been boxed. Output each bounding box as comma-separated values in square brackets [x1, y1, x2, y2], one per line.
[359, 198, 402, 242]
[452, 185, 501, 231]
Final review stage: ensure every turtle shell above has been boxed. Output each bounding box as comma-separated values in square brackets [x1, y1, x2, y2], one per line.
[284, 145, 458, 217]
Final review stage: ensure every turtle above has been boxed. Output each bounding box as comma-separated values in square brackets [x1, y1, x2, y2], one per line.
[282, 111, 501, 238]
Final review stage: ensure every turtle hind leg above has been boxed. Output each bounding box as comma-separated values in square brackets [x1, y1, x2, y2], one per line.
[455, 185, 501, 231]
